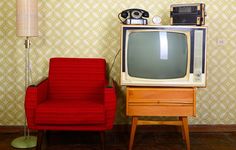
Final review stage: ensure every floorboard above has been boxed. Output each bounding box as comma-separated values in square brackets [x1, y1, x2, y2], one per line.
[1, 126, 236, 150]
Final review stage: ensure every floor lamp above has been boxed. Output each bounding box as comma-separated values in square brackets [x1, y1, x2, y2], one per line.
[11, 0, 38, 148]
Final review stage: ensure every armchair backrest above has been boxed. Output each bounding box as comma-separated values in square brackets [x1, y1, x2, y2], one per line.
[48, 58, 107, 101]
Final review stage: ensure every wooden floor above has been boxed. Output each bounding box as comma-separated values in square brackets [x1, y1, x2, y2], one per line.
[1, 126, 236, 150]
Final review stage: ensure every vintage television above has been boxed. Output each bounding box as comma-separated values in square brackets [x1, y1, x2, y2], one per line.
[120, 25, 207, 87]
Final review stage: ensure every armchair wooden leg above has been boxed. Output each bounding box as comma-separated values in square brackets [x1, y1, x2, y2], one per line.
[36, 130, 44, 150]
[100, 131, 105, 150]
[45, 130, 49, 146]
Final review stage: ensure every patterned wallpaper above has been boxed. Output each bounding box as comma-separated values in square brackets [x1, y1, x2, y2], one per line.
[0, 0, 236, 125]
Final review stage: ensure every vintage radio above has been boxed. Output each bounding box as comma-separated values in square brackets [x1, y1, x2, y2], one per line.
[170, 3, 206, 26]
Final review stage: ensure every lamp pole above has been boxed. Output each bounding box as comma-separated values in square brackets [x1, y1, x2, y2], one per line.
[11, 0, 38, 148]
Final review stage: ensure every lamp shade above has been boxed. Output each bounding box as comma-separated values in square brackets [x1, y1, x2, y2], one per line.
[16, 0, 38, 37]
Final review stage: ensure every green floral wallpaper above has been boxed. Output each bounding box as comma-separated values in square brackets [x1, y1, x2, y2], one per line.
[0, 0, 236, 125]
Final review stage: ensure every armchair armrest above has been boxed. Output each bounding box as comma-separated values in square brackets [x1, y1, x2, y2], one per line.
[104, 79, 117, 129]
[25, 78, 49, 128]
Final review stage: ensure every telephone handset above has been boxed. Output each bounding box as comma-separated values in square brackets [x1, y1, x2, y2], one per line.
[121, 9, 149, 19]
[118, 8, 149, 25]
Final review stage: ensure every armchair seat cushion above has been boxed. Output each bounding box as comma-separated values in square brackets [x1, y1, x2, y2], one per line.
[35, 99, 105, 125]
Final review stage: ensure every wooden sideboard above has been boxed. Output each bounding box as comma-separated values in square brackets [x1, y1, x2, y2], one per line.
[126, 87, 196, 150]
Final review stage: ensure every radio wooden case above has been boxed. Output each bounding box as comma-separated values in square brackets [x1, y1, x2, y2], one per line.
[170, 3, 206, 26]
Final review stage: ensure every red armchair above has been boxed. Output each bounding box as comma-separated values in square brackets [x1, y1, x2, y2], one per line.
[25, 58, 116, 150]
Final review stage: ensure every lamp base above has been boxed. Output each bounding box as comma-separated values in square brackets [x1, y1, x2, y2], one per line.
[11, 136, 37, 148]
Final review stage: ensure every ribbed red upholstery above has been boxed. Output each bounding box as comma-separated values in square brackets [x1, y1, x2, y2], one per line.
[25, 58, 116, 131]
[35, 100, 105, 125]
[48, 58, 106, 101]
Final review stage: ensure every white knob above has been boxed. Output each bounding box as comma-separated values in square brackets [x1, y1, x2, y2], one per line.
[152, 15, 162, 25]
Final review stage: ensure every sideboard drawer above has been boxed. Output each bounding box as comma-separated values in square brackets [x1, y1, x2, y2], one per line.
[126, 87, 196, 116]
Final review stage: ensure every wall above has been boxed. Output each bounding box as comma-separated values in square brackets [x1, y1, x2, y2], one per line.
[0, 0, 236, 125]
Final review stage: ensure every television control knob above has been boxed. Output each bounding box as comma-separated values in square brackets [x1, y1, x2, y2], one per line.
[197, 73, 201, 77]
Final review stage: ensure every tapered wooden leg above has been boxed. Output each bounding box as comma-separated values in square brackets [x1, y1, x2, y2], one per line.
[100, 131, 105, 150]
[182, 117, 190, 150]
[179, 117, 186, 140]
[36, 130, 44, 150]
[129, 117, 138, 150]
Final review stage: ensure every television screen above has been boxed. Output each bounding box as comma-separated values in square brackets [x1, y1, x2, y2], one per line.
[127, 31, 188, 79]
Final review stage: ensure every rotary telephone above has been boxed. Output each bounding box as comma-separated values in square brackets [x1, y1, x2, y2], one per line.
[118, 8, 149, 25]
